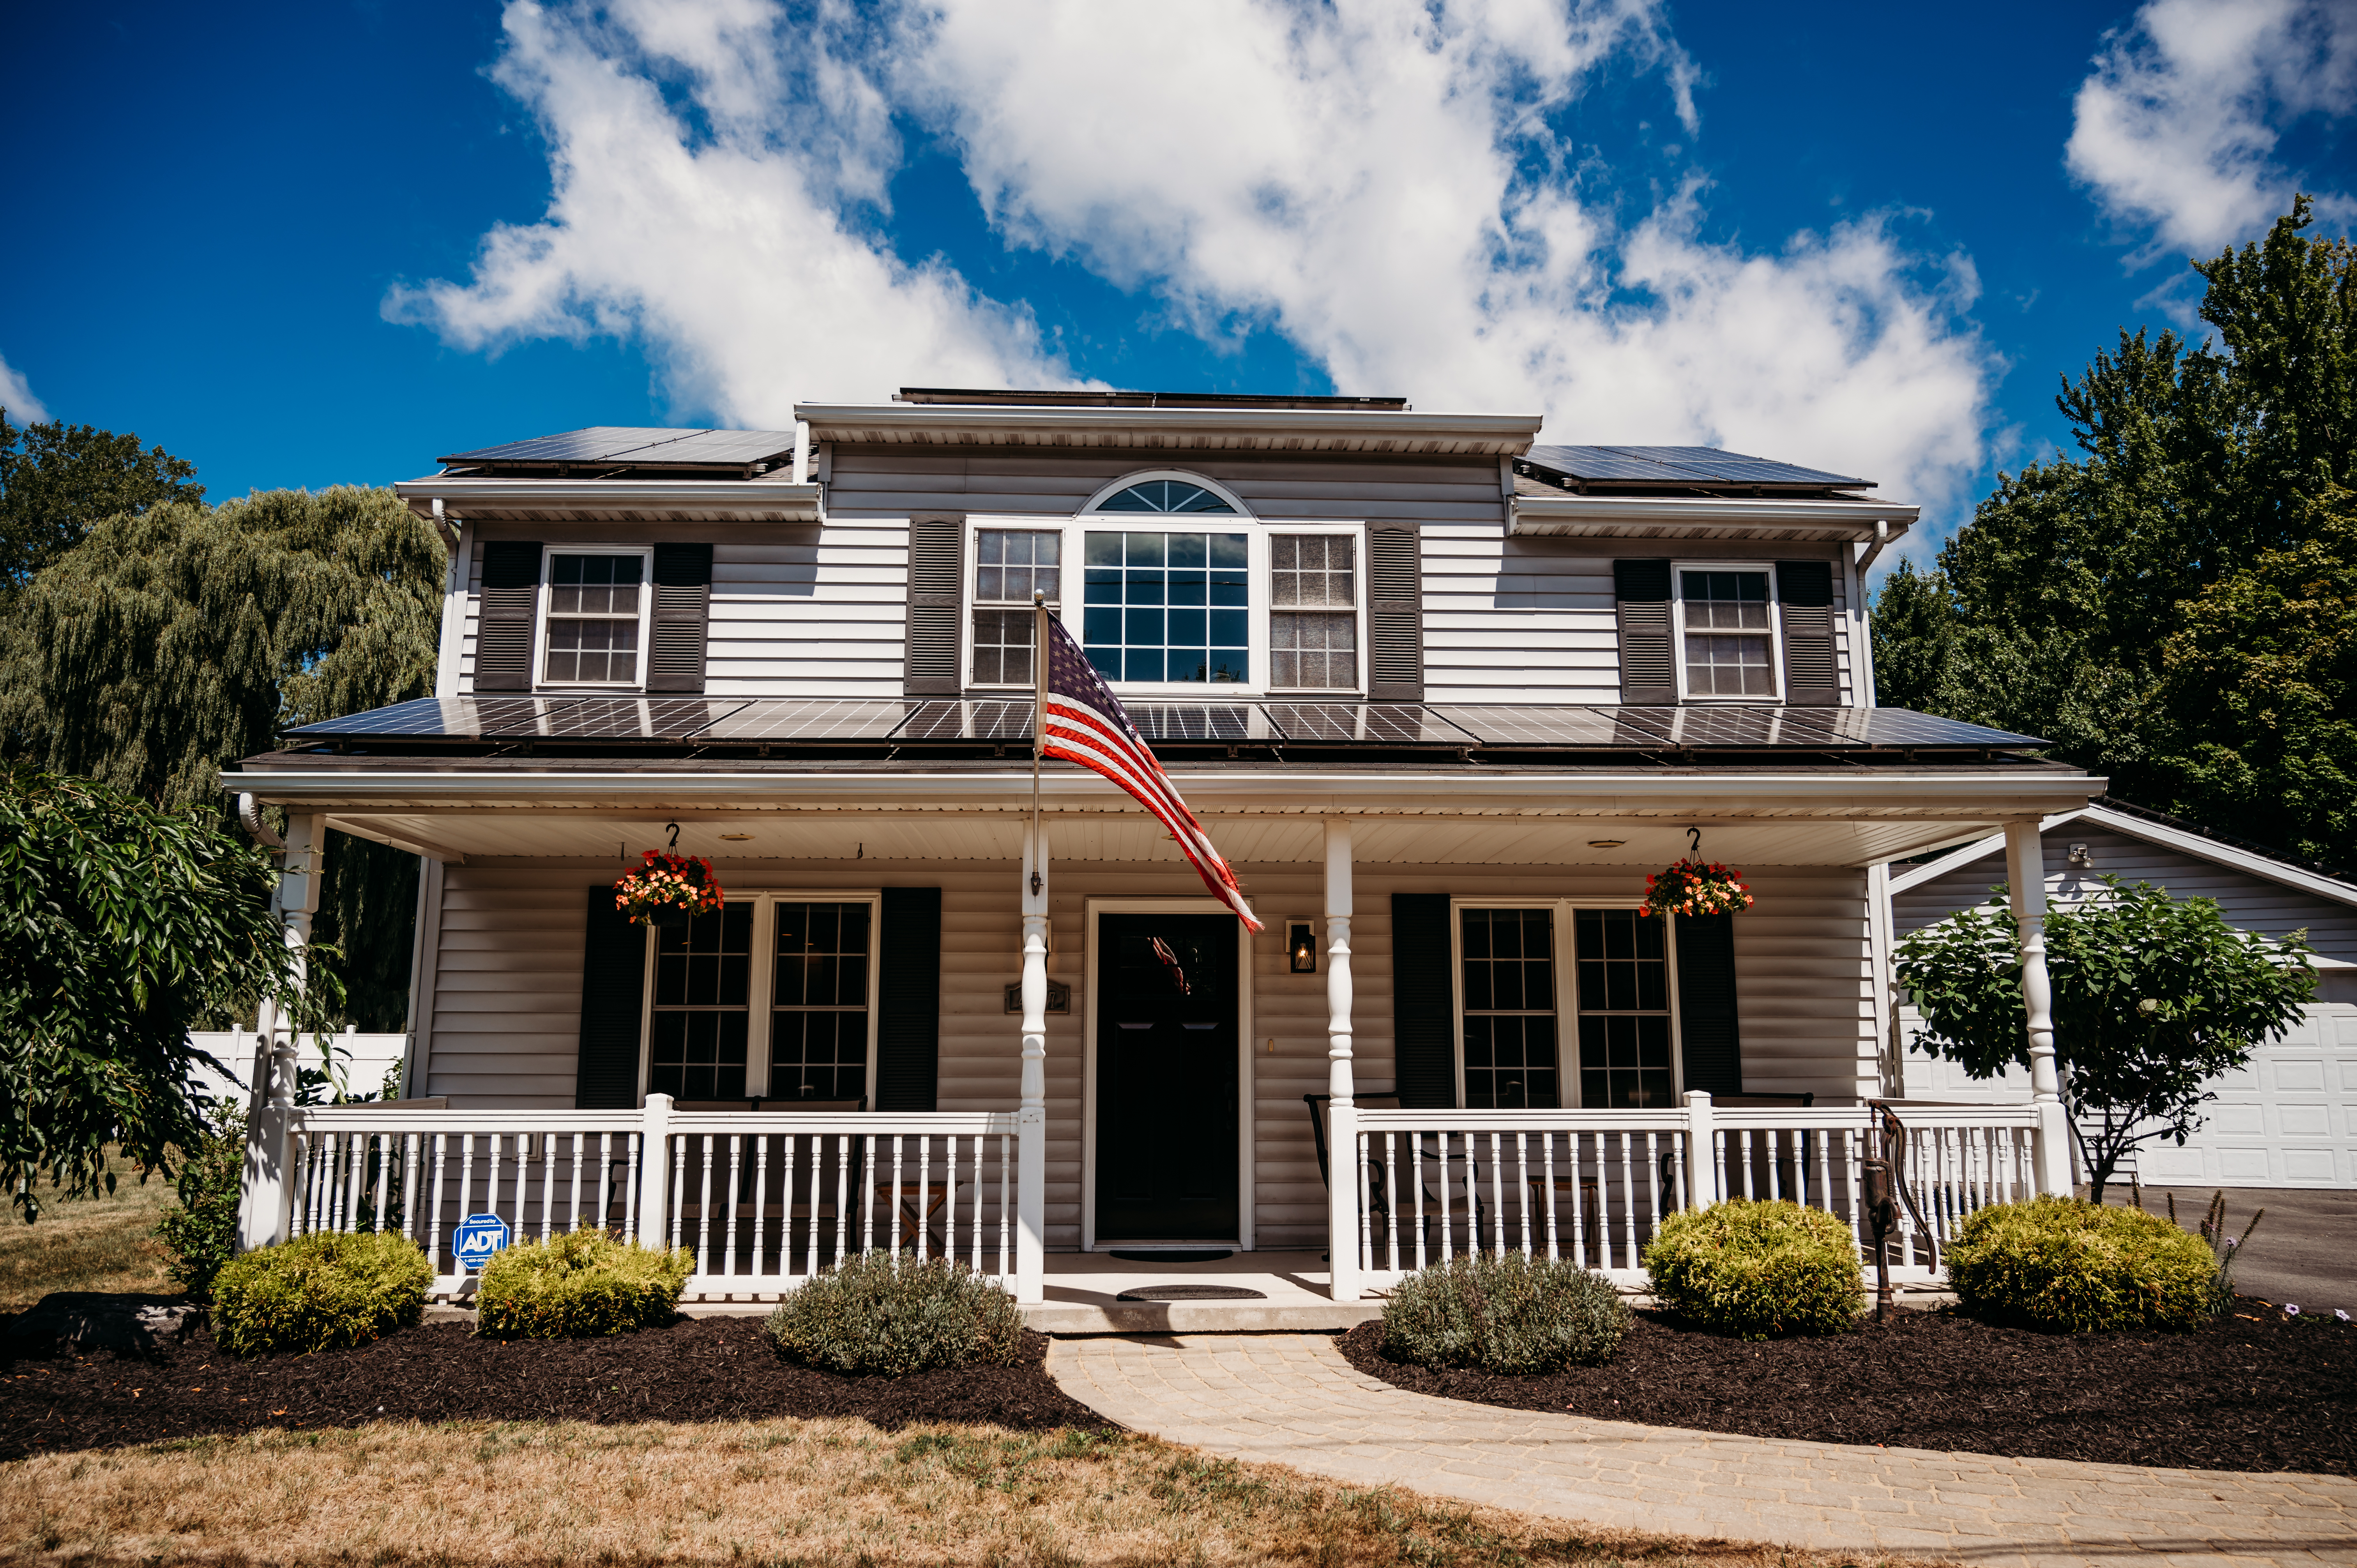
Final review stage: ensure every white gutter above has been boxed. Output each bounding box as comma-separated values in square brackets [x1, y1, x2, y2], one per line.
[394, 477, 824, 521]
[793, 402, 1542, 454]
[1510, 493, 1922, 538]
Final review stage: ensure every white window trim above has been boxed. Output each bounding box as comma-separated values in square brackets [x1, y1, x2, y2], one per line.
[637, 889, 884, 1105]
[1447, 897, 1685, 1111]
[1670, 559, 1784, 705]
[959, 511, 1369, 698]
[534, 545, 655, 692]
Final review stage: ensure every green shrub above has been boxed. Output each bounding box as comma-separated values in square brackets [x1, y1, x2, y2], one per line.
[1380, 1250, 1630, 1374]
[766, 1251, 1023, 1375]
[1945, 1195, 2218, 1332]
[156, 1104, 246, 1301]
[475, 1227, 691, 1338]
[1642, 1199, 1863, 1339]
[211, 1229, 431, 1355]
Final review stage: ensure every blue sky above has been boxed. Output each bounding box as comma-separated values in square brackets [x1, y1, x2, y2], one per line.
[3, 0, 2349, 573]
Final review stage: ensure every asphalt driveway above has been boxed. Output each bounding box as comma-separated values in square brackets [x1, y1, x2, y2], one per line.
[2130, 1185, 2357, 1313]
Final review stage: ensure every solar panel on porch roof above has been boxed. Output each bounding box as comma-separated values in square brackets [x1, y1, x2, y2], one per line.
[483, 697, 750, 741]
[1527, 445, 1871, 488]
[1122, 703, 1268, 741]
[282, 696, 587, 739]
[684, 699, 914, 742]
[1260, 702, 1476, 745]
[1427, 705, 1669, 747]
[891, 699, 1035, 741]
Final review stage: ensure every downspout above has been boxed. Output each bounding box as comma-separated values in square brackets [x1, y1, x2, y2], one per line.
[1856, 518, 1891, 574]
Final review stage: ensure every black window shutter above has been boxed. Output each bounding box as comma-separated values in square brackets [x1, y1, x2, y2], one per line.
[1366, 527, 1424, 701]
[1775, 560, 1839, 707]
[648, 543, 714, 693]
[576, 886, 648, 1109]
[1674, 912, 1742, 1096]
[475, 541, 543, 692]
[1613, 558, 1676, 705]
[904, 516, 963, 696]
[875, 887, 942, 1111]
[1392, 893, 1457, 1109]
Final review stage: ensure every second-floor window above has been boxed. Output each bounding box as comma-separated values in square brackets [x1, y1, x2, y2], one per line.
[1677, 569, 1776, 699]
[542, 551, 648, 686]
[972, 529, 1061, 685]
[1271, 534, 1357, 690]
[1082, 529, 1251, 684]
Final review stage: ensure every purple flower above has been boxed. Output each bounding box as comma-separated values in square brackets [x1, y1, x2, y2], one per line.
[2225, 1236, 2238, 1249]
[2284, 1304, 2300, 1317]
[2337, 1310, 2350, 1323]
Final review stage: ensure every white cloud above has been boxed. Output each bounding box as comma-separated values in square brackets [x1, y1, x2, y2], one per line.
[2066, 0, 2357, 263]
[397, 0, 1998, 511]
[0, 352, 48, 425]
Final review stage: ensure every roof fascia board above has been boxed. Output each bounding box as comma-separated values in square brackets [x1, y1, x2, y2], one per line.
[394, 477, 824, 521]
[1882, 803, 2357, 909]
[1885, 810, 2085, 895]
[1511, 494, 1923, 539]
[793, 402, 1542, 453]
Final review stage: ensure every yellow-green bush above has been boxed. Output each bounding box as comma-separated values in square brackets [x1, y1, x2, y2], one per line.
[211, 1229, 431, 1355]
[1642, 1199, 1862, 1339]
[474, 1227, 691, 1338]
[1945, 1195, 2217, 1332]
[1381, 1250, 1629, 1373]
[767, 1252, 1023, 1375]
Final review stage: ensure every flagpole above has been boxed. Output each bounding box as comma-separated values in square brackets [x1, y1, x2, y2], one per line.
[1013, 589, 1049, 1303]
[1031, 590, 1045, 848]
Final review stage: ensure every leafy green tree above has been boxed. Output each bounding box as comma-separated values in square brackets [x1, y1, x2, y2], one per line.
[0, 768, 341, 1219]
[0, 411, 203, 595]
[1873, 197, 2355, 862]
[156, 1104, 247, 1300]
[0, 486, 446, 1027]
[1896, 878, 2314, 1202]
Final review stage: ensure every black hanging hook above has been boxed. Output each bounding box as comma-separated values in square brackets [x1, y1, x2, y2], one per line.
[666, 821, 681, 849]
[1686, 825, 1702, 860]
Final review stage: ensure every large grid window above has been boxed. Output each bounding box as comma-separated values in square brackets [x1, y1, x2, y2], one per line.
[1574, 909, 1673, 1108]
[1081, 530, 1249, 684]
[648, 902, 754, 1101]
[544, 554, 644, 685]
[972, 529, 1060, 685]
[770, 901, 872, 1102]
[1270, 534, 1357, 689]
[1679, 569, 1774, 697]
[1459, 908, 1560, 1109]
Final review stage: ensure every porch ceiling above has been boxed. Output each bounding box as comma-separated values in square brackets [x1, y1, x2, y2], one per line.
[315, 804, 2012, 870]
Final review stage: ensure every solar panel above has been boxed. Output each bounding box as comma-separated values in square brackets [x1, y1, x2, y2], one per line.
[1654, 707, 1793, 749]
[1527, 444, 1871, 488]
[619, 429, 798, 466]
[484, 697, 750, 741]
[438, 428, 708, 465]
[1260, 703, 1475, 744]
[686, 699, 914, 742]
[1428, 706, 1667, 747]
[891, 700, 1034, 742]
[1124, 703, 1269, 741]
[1851, 709, 2046, 748]
[283, 696, 587, 740]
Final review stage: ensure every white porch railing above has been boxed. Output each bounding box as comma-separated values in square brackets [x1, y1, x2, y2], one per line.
[252, 1097, 1037, 1303]
[1341, 1093, 2057, 1292]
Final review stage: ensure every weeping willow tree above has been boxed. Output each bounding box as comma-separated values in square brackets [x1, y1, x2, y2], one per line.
[0, 486, 446, 1028]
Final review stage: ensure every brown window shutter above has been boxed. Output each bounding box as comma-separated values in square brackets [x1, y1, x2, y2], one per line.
[648, 543, 713, 693]
[1775, 560, 1838, 707]
[1613, 558, 1675, 705]
[1366, 527, 1424, 701]
[475, 541, 542, 692]
[904, 515, 963, 696]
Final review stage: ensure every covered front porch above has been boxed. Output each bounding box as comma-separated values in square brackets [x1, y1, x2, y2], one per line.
[231, 748, 2092, 1308]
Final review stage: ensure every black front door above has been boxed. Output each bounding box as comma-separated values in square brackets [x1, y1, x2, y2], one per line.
[1094, 913, 1240, 1242]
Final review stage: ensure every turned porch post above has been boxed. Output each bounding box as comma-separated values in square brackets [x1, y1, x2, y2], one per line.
[1014, 822, 1050, 1303]
[1324, 819, 1360, 1302]
[237, 812, 320, 1251]
[2005, 819, 2074, 1194]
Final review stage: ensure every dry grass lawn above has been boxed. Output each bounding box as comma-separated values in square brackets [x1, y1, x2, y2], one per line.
[0, 1417, 1934, 1568]
[1, 1157, 178, 1310]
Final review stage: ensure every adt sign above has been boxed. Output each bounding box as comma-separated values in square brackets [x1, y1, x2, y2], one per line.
[451, 1213, 511, 1271]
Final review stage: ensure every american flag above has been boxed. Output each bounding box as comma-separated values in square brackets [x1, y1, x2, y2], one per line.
[1038, 611, 1263, 931]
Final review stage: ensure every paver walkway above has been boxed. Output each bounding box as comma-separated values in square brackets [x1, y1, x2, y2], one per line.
[1049, 1332, 2357, 1567]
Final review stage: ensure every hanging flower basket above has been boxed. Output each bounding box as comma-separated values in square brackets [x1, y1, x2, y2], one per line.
[615, 851, 724, 928]
[1642, 858, 1755, 919]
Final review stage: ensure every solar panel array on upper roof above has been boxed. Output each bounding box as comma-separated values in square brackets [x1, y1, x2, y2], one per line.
[438, 427, 797, 467]
[1527, 445, 1871, 488]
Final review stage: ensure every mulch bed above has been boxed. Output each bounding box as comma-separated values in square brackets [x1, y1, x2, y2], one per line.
[0, 1314, 1115, 1460]
[1339, 1296, 2355, 1475]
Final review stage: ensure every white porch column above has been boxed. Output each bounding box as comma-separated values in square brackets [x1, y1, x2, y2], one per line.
[238, 812, 320, 1252]
[1014, 823, 1050, 1303]
[2005, 819, 2073, 1194]
[1323, 819, 1360, 1301]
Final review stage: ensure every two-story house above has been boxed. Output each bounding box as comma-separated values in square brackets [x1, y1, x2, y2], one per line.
[229, 390, 2097, 1319]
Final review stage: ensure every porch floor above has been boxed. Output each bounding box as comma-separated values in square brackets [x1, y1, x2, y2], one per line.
[1030, 1250, 1382, 1333]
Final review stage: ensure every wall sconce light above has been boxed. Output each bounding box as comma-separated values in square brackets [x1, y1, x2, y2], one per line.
[1288, 922, 1318, 974]
[2067, 842, 2092, 868]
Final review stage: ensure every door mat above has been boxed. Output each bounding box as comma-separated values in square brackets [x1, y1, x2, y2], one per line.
[1115, 1285, 1268, 1302]
[1107, 1249, 1232, 1263]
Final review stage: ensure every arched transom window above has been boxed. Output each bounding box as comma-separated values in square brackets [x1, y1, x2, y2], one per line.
[1095, 479, 1236, 514]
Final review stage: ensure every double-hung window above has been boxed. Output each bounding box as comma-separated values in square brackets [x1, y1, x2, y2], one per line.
[1675, 567, 1778, 700]
[971, 529, 1060, 686]
[1270, 535, 1357, 690]
[541, 549, 651, 687]
[643, 894, 879, 1104]
[1454, 902, 1680, 1109]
